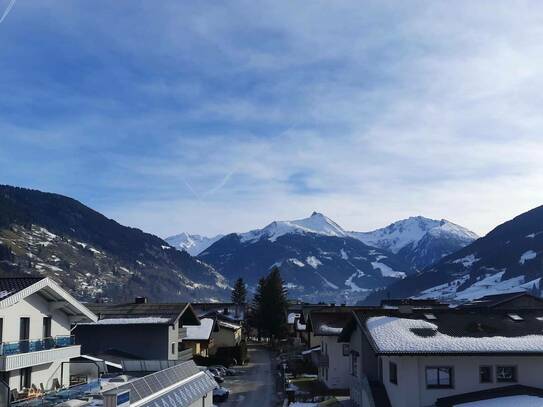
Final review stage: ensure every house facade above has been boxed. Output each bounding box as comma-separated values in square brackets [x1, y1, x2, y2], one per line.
[181, 317, 217, 357]
[74, 299, 200, 361]
[0, 276, 97, 402]
[340, 307, 543, 407]
[211, 320, 242, 349]
[307, 310, 352, 390]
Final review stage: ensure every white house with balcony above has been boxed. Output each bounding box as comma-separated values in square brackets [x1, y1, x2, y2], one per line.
[0, 276, 97, 403]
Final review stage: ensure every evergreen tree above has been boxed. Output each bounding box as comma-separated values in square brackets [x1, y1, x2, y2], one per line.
[251, 267, 288, 341]
[231, 277, 247, 305]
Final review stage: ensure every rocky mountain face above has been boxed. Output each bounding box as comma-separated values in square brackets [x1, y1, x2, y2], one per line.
[0, 185, 229, 302]
[363, 205, 543, 305]
[194, 212, 477, 303]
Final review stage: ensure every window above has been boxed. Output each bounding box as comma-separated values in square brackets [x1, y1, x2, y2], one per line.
[496, 366, 517, 382]
[171, 343, 175, 355]
[389, 362, 398, 384]
[0, 318, 3, 343]
[479, 366, 492, 383]
[43, 317, 52, 339]
[351, 352, 359, 377]
[426, 367, 453, 389]
[342, 344, 350, 356]
[19, 367, 31, 390]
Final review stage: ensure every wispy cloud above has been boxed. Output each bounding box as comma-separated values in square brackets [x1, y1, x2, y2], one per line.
[1, 1, 543, 237]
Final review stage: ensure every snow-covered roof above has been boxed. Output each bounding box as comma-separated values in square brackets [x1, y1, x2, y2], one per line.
[79, 316, 172, 325]
[0, 277, 97, 322]
[288, 312, 301, 324]
[301, 346, 321, 355]
[366, 315, 543, 355]
[455, 395, 543, 406]
[308, 311, 352, 336]
[218, 320, 242, 331]
[185, 318, 215, 341]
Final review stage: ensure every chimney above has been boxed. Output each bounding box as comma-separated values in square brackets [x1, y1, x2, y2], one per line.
[135, 296, 148, 304]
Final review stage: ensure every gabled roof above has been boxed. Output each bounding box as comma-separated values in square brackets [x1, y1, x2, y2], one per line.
[0, 276, 97, 322]
[343, 308, 543, 356]
[307, 311, 352, 336]
[184, 318, 217, 341]
[460, 292, 543, 309]
[217, 320, 241, 331]
[86, 302, 200, 326]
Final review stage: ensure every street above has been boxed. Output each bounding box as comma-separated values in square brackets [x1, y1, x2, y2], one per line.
[219, 344, 277, 407]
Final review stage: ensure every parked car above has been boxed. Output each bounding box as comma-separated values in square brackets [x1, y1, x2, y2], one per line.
[210, 365, 235, 376]
[213, 386, 230, 402]
[209, 366, 227, 376]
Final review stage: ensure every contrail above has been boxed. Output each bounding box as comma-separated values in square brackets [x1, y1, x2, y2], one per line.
[0, 0, 17, 25]
[181, 178, 202, 201]
[203, 170, 235, 197]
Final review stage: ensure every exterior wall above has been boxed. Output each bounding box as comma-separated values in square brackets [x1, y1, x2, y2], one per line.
[0, 293, 71, 343]
[317, 335, 350, 389]
[0, 293, 75, 390]
[74, 324, 172, 360]
[381, 355, 543, 407]
[187, 390, 214, 407]
[212, 328, 241, 349]
[167, 320, 179, 360]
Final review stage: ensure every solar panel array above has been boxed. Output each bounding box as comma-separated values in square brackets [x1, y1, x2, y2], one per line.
[139, 372, 217, 407]
[106, 360, 203, 404]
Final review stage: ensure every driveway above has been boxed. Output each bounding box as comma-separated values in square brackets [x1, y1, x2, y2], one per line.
[218, 344, 277, 407]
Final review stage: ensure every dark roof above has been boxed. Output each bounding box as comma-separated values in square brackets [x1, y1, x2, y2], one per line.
[435, 385, 543, 407]
[343, 308, 543, 355]
[86, 302, 200, 325]
[0, 276, 45, 300]
[307, 311, 353, 336]
[460, 292, 543, 309]
[381, 298, 449, 309]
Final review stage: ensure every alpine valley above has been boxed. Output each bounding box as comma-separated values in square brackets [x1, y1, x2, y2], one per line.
[168, 212, 478, 303]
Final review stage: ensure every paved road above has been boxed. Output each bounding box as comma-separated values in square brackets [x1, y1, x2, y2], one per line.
[219, 344, 277, 407]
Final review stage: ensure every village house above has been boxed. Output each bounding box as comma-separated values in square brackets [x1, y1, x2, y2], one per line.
[74, 298, 200, 361]
[181, 317, 217, 357]
[306, 310, 352, 390]
[212, 320, 242, 349]
[339, 305, 543, 407]
[0, 276, 97, 405]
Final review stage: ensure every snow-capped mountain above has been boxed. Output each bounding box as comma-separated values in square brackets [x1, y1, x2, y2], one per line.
[351, 216, 478, 271]
[191, 212, 476, 303]
[239, 212, 348, 242]
[165, 232, 224, 256]
[363, 205, 543, 305]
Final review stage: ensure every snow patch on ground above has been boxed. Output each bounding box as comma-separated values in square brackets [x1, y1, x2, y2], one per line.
[345, 271, 368, 292]
[288, 258, 305, 267]
[306, 256, 322, 269]
[452, 254, 480, 268]
[314, 271, 338, 289]
[371, 262, 406, 279]
[520, 250, 537, 265]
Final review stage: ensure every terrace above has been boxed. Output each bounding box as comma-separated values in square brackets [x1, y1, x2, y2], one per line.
[0, 336, 80, 372]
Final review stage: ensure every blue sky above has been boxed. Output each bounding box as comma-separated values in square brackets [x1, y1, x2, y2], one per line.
[1, 1, 543, 238]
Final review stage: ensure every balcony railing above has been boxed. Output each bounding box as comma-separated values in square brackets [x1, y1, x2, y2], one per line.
[0, 336, 75, 357]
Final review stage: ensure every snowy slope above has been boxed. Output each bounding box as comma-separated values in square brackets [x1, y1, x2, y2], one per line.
[165, 232, 224, 256]
[351, 216, 478, 254]
[363, 204, 543, 305]
[239, 212, 347, 243]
